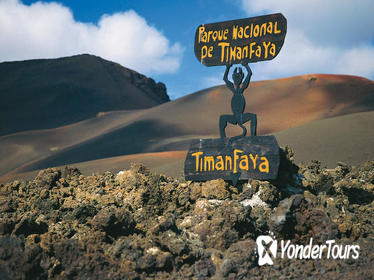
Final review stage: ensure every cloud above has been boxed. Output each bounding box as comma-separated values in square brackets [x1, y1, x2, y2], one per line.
[203, 75, 224, 88]
[241, 0, 374, 80]
[0, 0, 183, 74]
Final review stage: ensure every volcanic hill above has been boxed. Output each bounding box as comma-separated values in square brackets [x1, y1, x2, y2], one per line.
[0, 54, 169, 135]
[0, 54, 373, 182]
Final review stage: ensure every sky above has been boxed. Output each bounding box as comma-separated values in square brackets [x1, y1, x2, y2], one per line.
[1, 0, 374, 99]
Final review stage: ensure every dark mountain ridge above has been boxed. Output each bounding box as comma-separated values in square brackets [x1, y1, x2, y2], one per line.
[0, 54, 169, 135]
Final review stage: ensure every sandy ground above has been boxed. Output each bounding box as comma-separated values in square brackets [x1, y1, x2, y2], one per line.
[1, 110, 373, 183]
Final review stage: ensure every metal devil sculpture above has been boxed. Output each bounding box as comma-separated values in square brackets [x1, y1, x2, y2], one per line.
[184, 13, 287, 185]
[220, 63, 257, 141]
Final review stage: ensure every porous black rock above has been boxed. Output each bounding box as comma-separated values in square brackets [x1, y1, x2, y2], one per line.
[0, 151, 373, 279]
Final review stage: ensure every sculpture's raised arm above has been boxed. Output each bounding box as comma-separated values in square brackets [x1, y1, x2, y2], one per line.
[223, 64, 234, 93]
[241, 62, 252, 91]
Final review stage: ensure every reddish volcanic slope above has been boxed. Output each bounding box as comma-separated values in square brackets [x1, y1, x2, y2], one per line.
[0, 74, 373, 182]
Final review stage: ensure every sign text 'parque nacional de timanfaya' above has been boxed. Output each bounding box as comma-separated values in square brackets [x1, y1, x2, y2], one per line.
[194, 13, 287, 66]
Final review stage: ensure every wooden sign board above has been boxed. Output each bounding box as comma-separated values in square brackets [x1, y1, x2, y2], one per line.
[194, 13, 287, 66]
[184, 136, 280, 182]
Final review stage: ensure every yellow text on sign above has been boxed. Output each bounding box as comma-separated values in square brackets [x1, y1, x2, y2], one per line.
[191, 149, 270, 174]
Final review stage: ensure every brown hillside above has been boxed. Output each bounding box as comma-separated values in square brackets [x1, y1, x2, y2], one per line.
[0, 74, 373, 181]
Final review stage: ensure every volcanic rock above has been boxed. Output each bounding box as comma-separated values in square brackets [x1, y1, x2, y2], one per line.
[0, 148, 373, 279]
